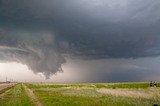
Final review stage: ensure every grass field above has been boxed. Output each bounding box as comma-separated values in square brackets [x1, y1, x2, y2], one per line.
[0, 84, 34, 106]
[0, 82, 160, 106]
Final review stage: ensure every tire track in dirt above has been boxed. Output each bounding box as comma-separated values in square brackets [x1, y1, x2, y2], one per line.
[23, 84, 43, 106]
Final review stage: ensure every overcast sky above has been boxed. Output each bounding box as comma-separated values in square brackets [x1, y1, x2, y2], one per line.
[0, 0, 160, 82]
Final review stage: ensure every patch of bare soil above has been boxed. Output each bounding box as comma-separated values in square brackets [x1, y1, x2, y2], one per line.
[97, 87, 160, 99]
[0, 83, 16, 91]
[0, 83, 16, 98]
[23, 84, 43, 106]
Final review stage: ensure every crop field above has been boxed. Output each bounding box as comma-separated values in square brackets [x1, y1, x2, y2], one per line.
[0, 82, 160, 106]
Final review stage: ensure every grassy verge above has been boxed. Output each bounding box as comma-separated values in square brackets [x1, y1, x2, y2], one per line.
[0, 84, 34, 106]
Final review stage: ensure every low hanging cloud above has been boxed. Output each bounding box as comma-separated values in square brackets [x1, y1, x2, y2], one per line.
[0, 0, 160, 78]
[0, 30, 66, 78]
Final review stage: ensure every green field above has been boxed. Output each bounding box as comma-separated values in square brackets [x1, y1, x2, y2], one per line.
[0, 84, 34, 106]
[0, 82, 160, 106]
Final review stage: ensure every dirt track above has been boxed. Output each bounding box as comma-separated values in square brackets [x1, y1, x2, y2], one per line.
[23, 84, 43, 106]
[0, 83, 16, 91]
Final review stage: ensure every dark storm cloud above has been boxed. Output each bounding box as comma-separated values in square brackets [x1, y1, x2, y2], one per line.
[65, 58, 160, 83]
[0, 0, 160, 78]
[0, 30, 66, 77]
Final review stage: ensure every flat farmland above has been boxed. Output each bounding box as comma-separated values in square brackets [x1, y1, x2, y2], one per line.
[0, 82, 160, 106]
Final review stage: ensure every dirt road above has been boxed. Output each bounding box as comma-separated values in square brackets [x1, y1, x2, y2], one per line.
[23, 84, 43, 106]
[0, 83, 16, 91]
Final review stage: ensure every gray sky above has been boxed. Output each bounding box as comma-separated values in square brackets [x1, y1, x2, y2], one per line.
[0, 0, 160, 82]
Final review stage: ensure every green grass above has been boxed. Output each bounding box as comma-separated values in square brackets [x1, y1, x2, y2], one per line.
[27, 82, 160, 89]
[26, 83, 95, 89]
[95, 82, 151, 89]
[33, 88, 160, 106]
[26, 83, 160, 106]
[1, 83, 159, 106]
[0, 84, 34, 106]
